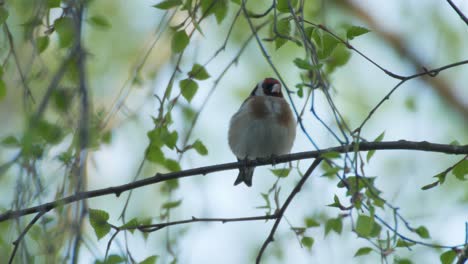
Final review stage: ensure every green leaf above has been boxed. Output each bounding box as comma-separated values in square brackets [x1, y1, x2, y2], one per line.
[52, 88, 72, 112]
[325, 217, 342, 236]
[258, 192, 271, 210]
[354, 247, 372, 257]
[214, 0, 228, 24]
[0, 7, 8, 25]
[395, 239, 415, 248]
[164, 159, 181, 172]
[318, 33, 340, 59]
[275, 18, 291, 49]
[452, 159, 468, 181]
[139, 218, 152, 241]
[374, 131, 385, 142]
[270, 168, 291, 178]
[304, 217, 320, 228]
[153, 0, 182, 9]
[355, 215, 372, 237]
[54, 17, 75, 48]
[321, 162, 341, 178]
[346, 26, 370, 40]
[101, 131, 112, 144]
[162, 200, 182, 209]
[161, 179, 179, 193]
[320, 151, 340, 159]
[293, 58, 321, 71]
[421, 181, 439, 190]
[88, 15, 111, 30]
[147, 126, 176, 149]
[366, 131, 385, 162]
[338, 176, 378, 195]
[192, 139, 208, 155]
[395, 258, 412, 264]
[89, 209, 111, 240]
[48, 0, 61, 8]
[139, 255, 159, 264]
[172, 30, 189, 53]
[200, 0, 228, 24]
[0, 78, 5, 101]
[440, 249, 456, 264]
[434, 171, 449, 185]
[367, 150, 377, 162]
[37, 36, 49, 53]
[95, 255, 126, 264]
[58, 151, 73, 165]
[164, 130, 178, 149]
[276, 0, 298, 13]
[145, 145, 165, 163]
[119, 218, 139, 233]
[179, 78, 198, 102]
[188, 64, 210, 80]
[405, 96, 416, 111]
[355, 215, 381, 238]
[326, 44, 351, 73]
[2, 136, 19, 147]
[37, 119, 63, 145]
[291, 227, 306, 235]
[327, 194, 343, 208]
[414, 225, 430, 239]
[301, 236, 314, 250]
[297, 86, 303, 97]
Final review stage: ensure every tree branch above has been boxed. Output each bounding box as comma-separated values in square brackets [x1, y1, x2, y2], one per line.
[0, 140, 466, 222]
[339, 0, 468, 119]
[115, 215, 278, 233]
[8, 211, 46, 264]
[447, 0, 468, 26]
[256, 158, 323, 264]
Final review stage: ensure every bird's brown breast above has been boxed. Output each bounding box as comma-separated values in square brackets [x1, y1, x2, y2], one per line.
[245, 96, 294, 127]
[248, 96, 269, 119]
[276, 100, 294, 127]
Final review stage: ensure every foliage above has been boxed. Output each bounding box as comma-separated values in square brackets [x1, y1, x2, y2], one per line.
[0, 0, 466, 263]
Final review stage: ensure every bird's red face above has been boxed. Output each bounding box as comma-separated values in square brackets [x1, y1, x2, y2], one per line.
[250, 77, 283, 98]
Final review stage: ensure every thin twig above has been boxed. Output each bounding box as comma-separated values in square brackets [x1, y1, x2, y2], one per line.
[8, 211, 46, 264]
[117, 215, 278, 232]
[354, 59, 468, 133]
[3, 23, 36, 104]
[256, 158, 323, 264]
[447, 0, 468, 26]
[338, 0, 468, 118]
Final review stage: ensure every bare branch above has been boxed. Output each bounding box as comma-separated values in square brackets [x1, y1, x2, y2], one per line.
[0, 140, 466, 223]
[3, 23, 35, 104]
[256, 158, 323, 264]
[8, 211, 46, 264]
[354, 59, 468, 132]
[447, 0, 468, 26]
[116, 215, 278, 233]
[339, 0, 468, 118]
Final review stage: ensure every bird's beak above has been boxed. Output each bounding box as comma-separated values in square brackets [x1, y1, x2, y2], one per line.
[272, 84, 281, 94]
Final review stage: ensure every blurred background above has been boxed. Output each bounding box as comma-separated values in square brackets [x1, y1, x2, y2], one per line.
[0, 0, 467, 263]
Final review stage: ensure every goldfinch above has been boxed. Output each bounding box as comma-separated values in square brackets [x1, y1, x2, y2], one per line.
[228, 78, 296, 187]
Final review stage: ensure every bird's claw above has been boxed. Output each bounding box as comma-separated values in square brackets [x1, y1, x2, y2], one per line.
[270, 154, 279, 166]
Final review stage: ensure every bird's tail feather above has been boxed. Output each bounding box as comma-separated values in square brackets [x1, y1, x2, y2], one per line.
[234, 167, 254, 187]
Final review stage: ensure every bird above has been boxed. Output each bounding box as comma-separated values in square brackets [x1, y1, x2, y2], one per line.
[228, 77, 296, 187]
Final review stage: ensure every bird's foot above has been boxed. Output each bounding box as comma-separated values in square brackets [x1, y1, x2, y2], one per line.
[270, 154, 279, 166]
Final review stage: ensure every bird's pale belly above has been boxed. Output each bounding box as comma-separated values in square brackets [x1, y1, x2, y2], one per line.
[229, 116, 293, 159]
